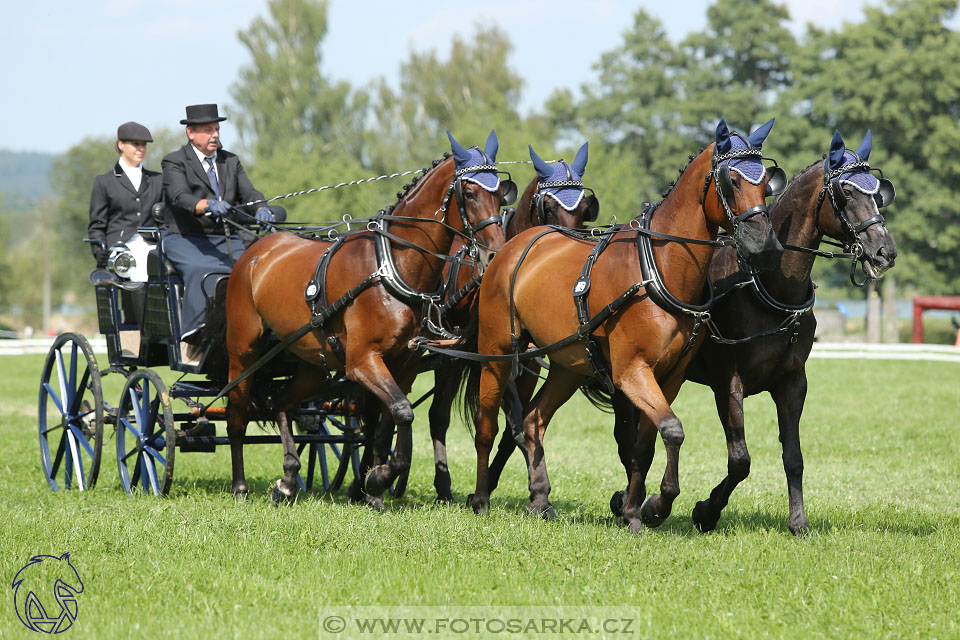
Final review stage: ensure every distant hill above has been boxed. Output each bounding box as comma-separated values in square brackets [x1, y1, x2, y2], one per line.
[0, 150, 56, 209]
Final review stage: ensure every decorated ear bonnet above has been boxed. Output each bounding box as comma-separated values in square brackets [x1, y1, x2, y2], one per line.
[447, 130, 517, 207]
[712, 117, 786, 202]
[529, 142, 598, 223]
[823, 129, 896, 209]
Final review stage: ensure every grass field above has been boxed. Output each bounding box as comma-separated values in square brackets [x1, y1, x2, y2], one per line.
[2, 352, 959, 639]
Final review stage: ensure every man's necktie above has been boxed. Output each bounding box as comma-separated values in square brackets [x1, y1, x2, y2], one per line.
[205, 157, 220, 200]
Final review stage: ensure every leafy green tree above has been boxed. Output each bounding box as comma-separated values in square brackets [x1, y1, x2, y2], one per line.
[230, 0, 376, 222]
[369, 25, 528, 172]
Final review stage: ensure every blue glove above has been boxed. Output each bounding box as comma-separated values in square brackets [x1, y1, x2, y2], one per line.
[255, 207, 276, 224]
[206, 199, 232, 218]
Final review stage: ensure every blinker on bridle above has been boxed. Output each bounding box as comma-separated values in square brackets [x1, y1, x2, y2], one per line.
[703, 140, 785, 235]
[448, 149, 517, 238]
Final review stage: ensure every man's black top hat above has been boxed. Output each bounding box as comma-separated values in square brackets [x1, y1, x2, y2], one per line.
[117, 121, 153, 142]
[180, 104, 227, 125]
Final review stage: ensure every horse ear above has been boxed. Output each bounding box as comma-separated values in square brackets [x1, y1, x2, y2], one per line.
[747, 117, 775, 148]
[484, 130, 499, 163]
[572, 142, 589, 177]
[856, 129, 873, 162]
[529, 145, 553, 180]
[828, 130, 846, 172]
[447, 129, 472, 166]
[716, 118, 732, 154]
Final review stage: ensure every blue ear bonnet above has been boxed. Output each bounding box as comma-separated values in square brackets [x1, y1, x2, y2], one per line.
[825, 150, 881, 196]
[724, 134, 767, 185]
[539, 161, 586, 210]
[530, 142, 588, 211]
[448, 130, 501, 192]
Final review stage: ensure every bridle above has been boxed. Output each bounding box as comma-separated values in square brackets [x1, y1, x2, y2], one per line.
[447, 151, 517, 237]
[806, 154, 895, 286]
[702, 139, 786, 268]
[816, 158, 888, 249]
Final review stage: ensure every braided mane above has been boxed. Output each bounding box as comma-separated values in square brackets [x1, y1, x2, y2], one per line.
[394, 153, 452, 204]
[659, 148, 706, 202]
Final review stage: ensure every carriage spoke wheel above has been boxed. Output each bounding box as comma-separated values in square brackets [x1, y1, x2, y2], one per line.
[39, 333, 104, 491]
[116, 369, 175, 496]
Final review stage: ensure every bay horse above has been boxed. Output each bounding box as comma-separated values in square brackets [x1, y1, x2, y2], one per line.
[633, 129, 895, 535]
[425, 143, 598, 503]
[211, 131, 512, 503]
[465, 118, 785, 532]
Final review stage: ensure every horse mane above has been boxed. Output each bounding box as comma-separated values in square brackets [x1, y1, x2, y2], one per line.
[393, 153, 452, 204]
[659, 148, 707, 201]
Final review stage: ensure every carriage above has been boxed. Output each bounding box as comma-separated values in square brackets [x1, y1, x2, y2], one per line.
[38, 206, 366, 496]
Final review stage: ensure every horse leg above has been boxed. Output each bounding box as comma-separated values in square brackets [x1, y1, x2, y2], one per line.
[521, 366, 583, 518]
[770, 369, 809, 535]
[428, 362, 459, 504]
[347, 353, 415, 497]
[617, 366, 685, 532]
[225, 378, 252, 498]
[691, 374, 749, 533]
[347, 404, 385, 512]
[609, 391, 656, 519]
[269, 365, 326, 504]
[486, 379, 526, 495]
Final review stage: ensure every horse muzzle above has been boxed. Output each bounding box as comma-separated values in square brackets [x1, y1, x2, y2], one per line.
[734, 206, 783, 271]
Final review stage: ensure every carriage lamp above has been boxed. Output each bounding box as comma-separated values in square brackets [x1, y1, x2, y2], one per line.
[107, 244, 136, 278]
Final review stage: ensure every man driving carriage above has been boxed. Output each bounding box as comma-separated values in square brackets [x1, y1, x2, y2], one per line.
[161, 103, 283, 342]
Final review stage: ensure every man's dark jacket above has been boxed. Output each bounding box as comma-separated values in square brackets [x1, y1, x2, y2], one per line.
[87, 163, 164, 256]
[161, 144, 265, 235]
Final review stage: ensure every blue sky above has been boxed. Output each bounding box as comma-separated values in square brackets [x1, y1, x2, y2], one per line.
[3, 0, 898, 154]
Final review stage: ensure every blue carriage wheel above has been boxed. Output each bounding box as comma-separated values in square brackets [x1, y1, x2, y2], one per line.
[115, 369, 176, 496]
[38, 333, 104, 491]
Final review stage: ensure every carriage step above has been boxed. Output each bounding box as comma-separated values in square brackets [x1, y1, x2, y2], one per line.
[177, 419, 216, 452]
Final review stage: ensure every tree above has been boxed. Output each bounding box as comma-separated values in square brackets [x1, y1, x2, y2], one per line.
[230, 0, 376, 222]
[369, 25, 528, 171]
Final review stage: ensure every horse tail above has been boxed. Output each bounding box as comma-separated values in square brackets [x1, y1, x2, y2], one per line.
[457, 313, 482, 434]
[579, 378, 616, 413]
[199, 283, 230, 384]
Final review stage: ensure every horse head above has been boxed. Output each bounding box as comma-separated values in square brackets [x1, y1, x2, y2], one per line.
[515, 142, 599, 232]
[446, 130, 514, 268]
[819, 129, 898, 279]
[706, 118, 785, 271]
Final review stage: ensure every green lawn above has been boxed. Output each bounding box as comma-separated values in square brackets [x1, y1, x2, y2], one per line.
[1, 353, 958, 639]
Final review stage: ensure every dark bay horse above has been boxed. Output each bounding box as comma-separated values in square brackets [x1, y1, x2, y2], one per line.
[465, 119, 785, 532]
[214, 131, 511, 502]
[671, 129, 897, 534]
[425, 143, 598, 503]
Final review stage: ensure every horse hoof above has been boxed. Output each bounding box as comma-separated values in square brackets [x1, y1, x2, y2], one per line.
[232, 482, 248, 499]
[789, 518, 810, 536]
[366, 495, 385, 513]
[525, 502, 557, 520]
[270, 480, 297, 506]
[640, 495, 666, 528]
[692, 500, 718, 533]
[626, 518, 645, 534]
[467, 493, 489, 515]
[610, 490, 627, 518]
[435, 494, 456, 506]
[364, 465, 390, 496]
